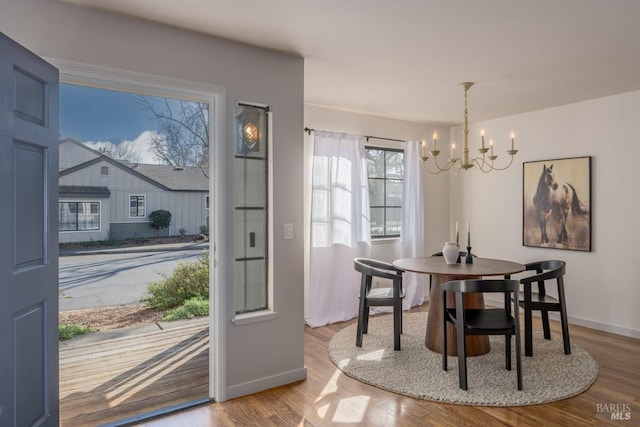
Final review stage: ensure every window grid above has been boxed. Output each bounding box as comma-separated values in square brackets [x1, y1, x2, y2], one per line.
[59, 201, 100, 231]
[129, 195, 145, 217]
[366, 146, 404, 239]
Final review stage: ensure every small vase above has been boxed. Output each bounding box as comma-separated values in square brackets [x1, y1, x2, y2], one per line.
[442, 242, 459, 265]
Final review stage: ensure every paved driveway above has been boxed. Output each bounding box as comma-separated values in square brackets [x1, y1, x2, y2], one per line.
[59, 249, 205, 310]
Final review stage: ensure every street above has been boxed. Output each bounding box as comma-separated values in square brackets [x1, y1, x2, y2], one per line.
[59, 249, 205, 310]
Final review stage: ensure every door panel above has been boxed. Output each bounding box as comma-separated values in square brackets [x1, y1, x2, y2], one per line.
[0, 32, 59, 426]
[14, 142, 46, 268]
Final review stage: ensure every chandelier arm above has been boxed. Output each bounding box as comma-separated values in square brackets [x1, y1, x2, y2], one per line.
[470, 158, 495, 173]
[470, 154, 516, 172]
[421, 155, 459, 174]
[433, 155, 457, 172]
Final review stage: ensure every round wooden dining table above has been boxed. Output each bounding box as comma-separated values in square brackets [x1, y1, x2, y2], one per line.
[393, 256, 525, 356]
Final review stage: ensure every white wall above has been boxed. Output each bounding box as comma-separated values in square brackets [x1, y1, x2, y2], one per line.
[2, 0, 305, 401]
[451, 90, 640, 338]
[303, 105, 451, 318]
[305, 93, 640, 339]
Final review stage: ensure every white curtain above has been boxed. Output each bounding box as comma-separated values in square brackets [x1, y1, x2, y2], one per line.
[401, 140, 426, 309]
[307, 131, 371, 327]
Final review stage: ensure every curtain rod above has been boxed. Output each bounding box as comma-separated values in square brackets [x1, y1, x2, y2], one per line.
[304, 127, 406, 143]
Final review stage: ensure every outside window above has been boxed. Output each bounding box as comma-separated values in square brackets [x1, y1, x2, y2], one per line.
[101, 166, 109, 175]
[130, 195, 145, 217]
[366, 147, 404, 238]
[59, 202, 100, 231]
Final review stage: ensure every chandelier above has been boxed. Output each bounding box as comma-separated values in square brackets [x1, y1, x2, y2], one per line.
[420, 82, 517, 174]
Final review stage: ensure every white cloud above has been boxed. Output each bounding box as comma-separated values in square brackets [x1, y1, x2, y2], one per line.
[84, 131, 166, 164]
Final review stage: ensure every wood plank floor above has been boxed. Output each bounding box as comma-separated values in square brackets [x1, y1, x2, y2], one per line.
[59, 319, 209, 426]
[133, 304, 639, 427]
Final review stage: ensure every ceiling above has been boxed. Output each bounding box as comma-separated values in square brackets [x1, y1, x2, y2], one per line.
[63, 0, 640, 126]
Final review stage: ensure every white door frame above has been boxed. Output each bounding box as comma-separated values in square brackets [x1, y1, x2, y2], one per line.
[49, 58, 226, 402]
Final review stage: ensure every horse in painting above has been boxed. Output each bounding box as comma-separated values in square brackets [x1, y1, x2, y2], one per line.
[533, 164, 589, 245]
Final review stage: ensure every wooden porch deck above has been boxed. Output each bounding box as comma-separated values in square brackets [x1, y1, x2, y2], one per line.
[59, 319, 209, 426]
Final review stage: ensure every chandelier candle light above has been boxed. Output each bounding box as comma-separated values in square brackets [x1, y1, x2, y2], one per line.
[420, 82, 518, 174]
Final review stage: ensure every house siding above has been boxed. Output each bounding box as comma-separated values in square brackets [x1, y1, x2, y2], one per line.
[60, 159, 208, 240]
[59, 138, 99, 171]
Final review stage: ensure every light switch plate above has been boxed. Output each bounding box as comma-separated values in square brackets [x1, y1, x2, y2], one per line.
[284, 223, 293, 240]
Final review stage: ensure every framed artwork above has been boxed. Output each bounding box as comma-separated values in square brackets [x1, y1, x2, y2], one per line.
[523, 156, 591, 251]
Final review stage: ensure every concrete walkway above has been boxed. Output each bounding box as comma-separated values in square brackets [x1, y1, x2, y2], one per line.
[60, 240, 209, 256]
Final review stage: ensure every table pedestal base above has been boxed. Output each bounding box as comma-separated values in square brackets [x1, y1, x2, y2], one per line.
[426, 274, 491, 357]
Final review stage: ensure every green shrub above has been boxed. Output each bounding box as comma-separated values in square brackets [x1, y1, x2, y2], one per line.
[199, 224, 209, 236]
[141, 252, 209, 310]
[162, 296, 209, 321]
[149, 209, 172, 234]
[59, 324, 96, 341]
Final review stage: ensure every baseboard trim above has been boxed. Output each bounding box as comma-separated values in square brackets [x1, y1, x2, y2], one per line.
[483, 296, 640, 339]
[225, 367, 307, 401]
[567, 314, 640, 339]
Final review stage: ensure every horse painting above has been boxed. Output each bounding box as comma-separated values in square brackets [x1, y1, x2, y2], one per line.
[533, 163, 589, 245]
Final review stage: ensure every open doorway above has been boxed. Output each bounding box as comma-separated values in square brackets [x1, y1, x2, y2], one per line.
[55, 64, 220, 425]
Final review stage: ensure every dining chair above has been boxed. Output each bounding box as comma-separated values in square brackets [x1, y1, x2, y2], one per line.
[441, 279, 523, 390]
[517, 260, 570, 356]
[353, 258, 406, 351]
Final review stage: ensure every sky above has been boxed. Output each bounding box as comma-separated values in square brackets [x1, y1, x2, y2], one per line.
[60, 84, 164, 163]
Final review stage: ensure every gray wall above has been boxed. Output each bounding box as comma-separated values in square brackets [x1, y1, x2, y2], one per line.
[3, 0, 305, 400]
[60, 161, 209, 237]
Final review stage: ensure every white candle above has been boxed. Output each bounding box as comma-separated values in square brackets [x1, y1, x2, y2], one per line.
[451, 143, 455, 159]
[433, 132, 437, 151]
[481, 129, 485, 149]
[421, 139, 426, 156]
[510, 132, 515, 151]
[489, 139, 494, 156]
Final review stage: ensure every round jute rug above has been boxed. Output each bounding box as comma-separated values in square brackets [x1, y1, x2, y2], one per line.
[328, 312, 598, 406]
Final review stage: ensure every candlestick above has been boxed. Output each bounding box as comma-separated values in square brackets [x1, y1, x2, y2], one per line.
[467, 221, 470, 247]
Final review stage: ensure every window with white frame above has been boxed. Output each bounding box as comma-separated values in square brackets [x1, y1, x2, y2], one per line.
[59, 201, 100, 231]
[366, 146, 404, 238]
[129, 195, 146, 217]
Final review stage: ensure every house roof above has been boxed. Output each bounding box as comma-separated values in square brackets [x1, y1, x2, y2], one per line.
[59, 152, 209, 192]
[60, 185, 111, 199]
[128, 164, 209, 191]
[59, 137, 102, 155]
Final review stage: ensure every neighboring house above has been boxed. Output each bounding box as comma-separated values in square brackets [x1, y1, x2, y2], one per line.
[58, 138, 209, 243]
